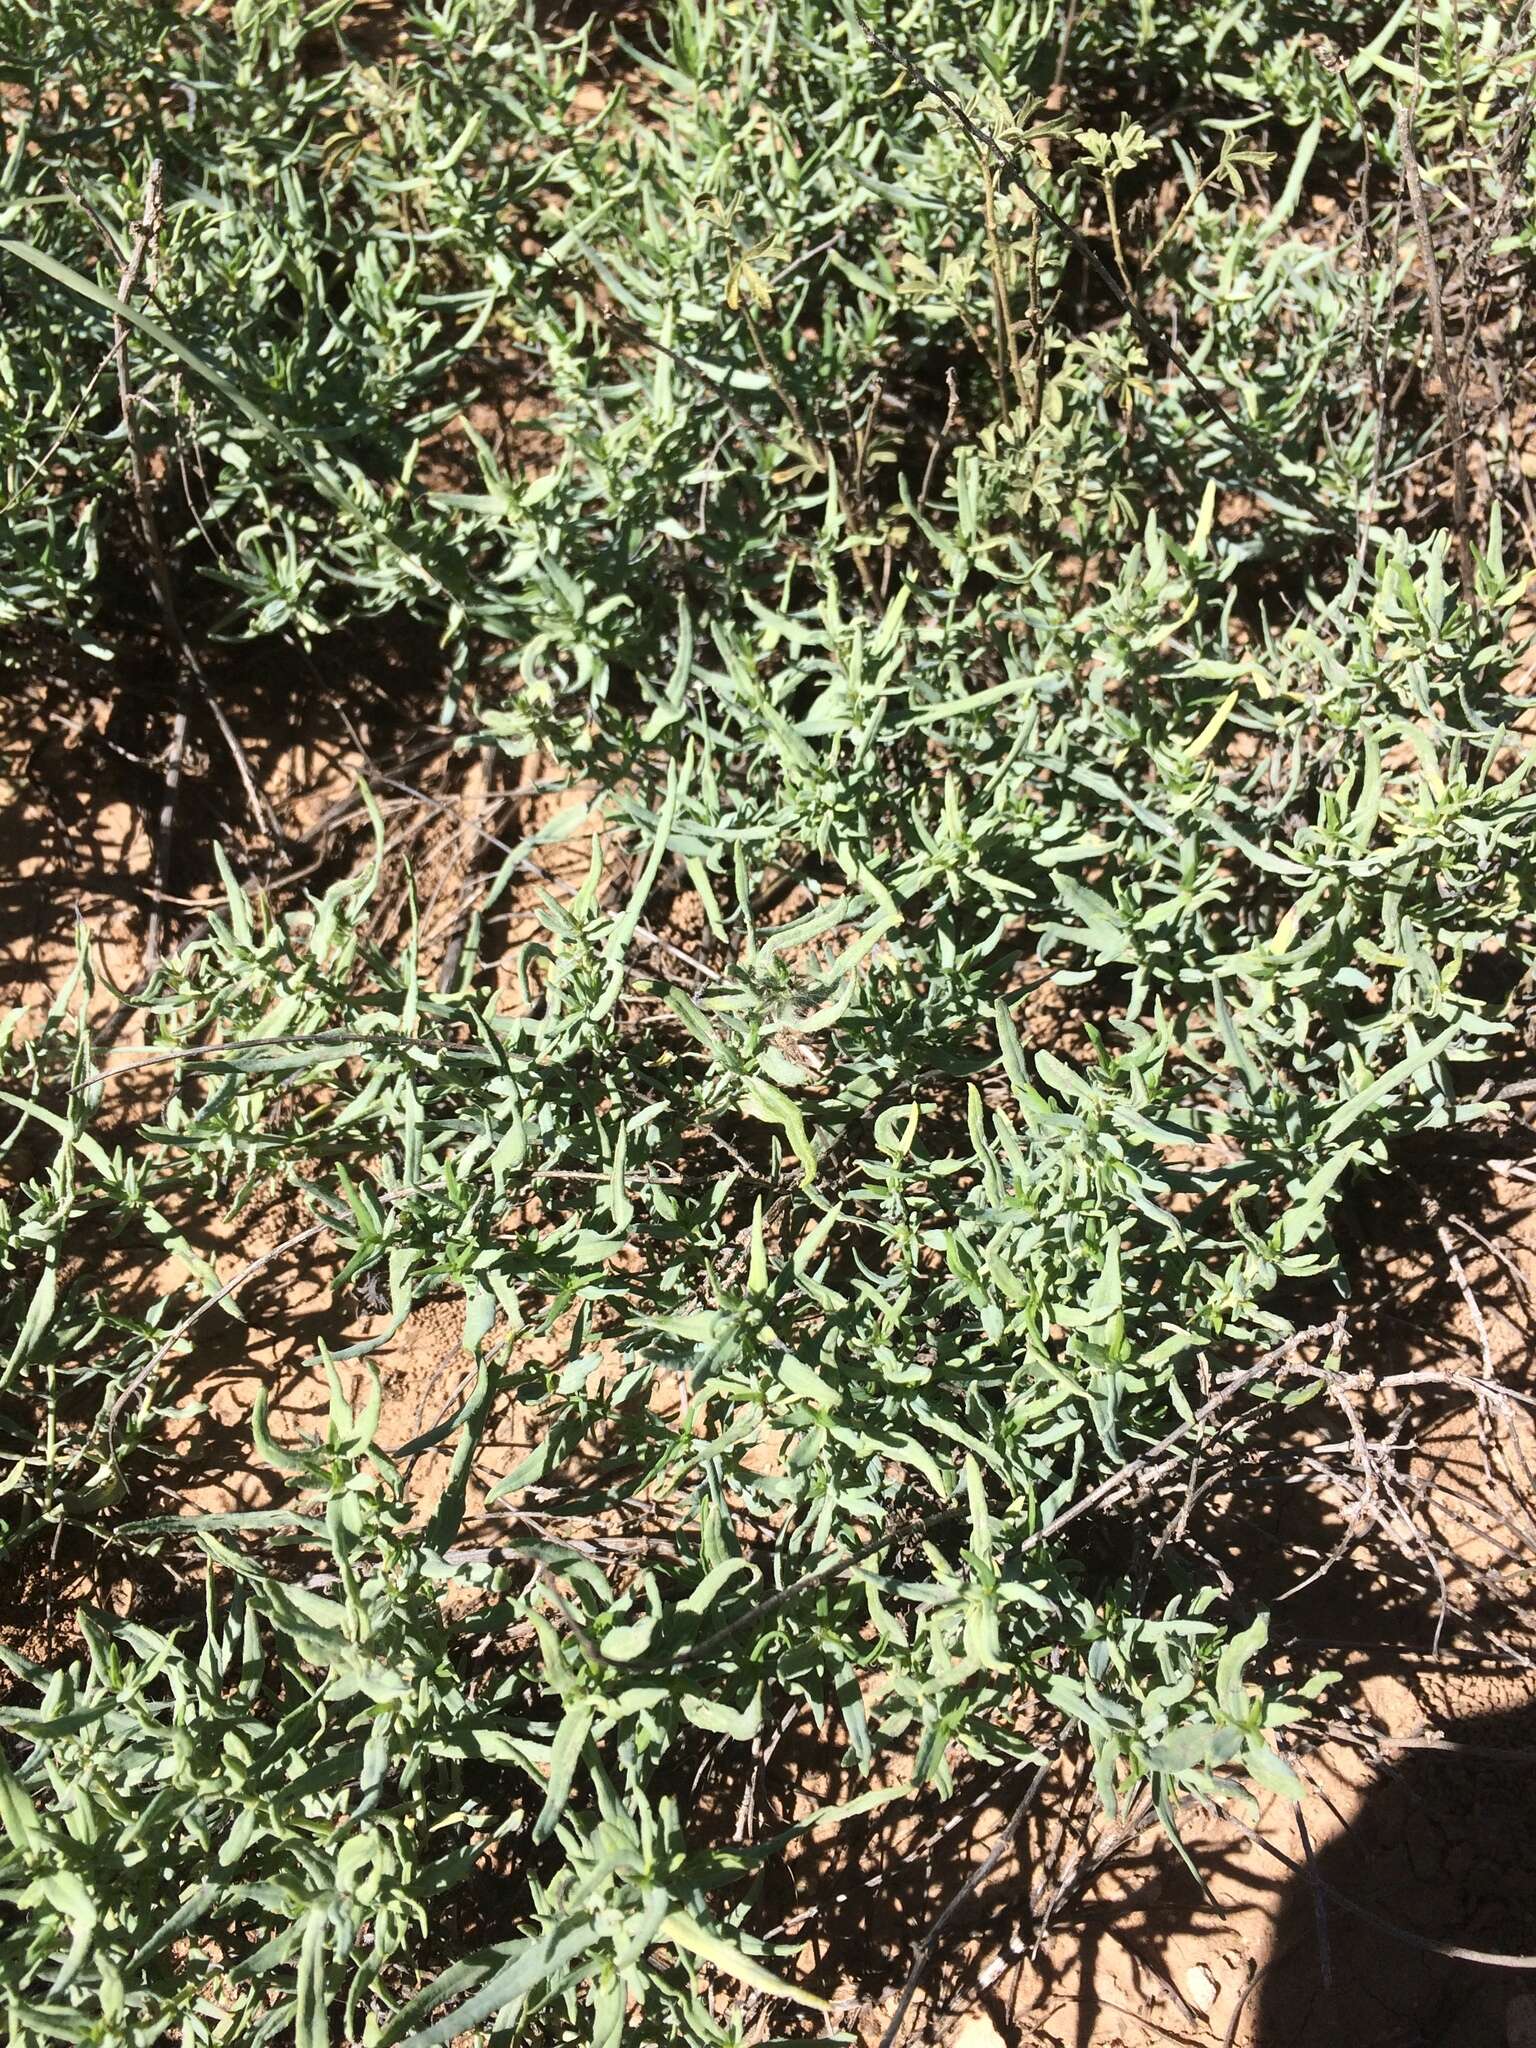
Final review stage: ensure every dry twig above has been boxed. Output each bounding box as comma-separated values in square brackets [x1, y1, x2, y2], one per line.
[876, 1759, 1052, 2048]
[1397, 100, 1476, 598]
[104, 158, 280, 969]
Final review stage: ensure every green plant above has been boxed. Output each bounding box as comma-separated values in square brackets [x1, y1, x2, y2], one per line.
[3, 0, 1534, 2041]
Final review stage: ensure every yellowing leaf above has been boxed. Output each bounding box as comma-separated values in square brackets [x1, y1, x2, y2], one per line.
[659, 1910, 829, 2011]
[1184, 689, 1239, 760]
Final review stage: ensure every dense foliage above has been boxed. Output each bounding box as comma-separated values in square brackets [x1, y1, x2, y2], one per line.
[2, 0, 1534, 2040]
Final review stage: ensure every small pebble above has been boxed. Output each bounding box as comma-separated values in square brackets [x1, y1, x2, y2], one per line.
[949, 2014, 1007, 2048]
[1185, 1962, 1221, 2013]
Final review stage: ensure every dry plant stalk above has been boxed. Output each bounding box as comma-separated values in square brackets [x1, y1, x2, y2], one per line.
[1397, 100, 1476, 599]
[104, 158, 280, 969]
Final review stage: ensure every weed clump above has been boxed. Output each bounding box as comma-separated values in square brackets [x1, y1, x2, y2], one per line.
[2, 1, 1534, 2040]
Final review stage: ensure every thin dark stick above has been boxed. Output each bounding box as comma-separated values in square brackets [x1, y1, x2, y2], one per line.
[104, 1221, 328, 1454]
[71, 1026, 464, 1096]
[619, 1317, 1346, 1675]
[1335, 1728, 1536, 1767]
[1333, 60, 1403, 582]
[437, 743, 501, 994]
[866, 28, 1252, 462]
[915, 365, 961, 524]
[105, 166, 189, 971]
[877, 1760, 1051, 2048]
[1227, 1811, 1536, 1967]
[106, 161, 281, 852]
[1220, 1940, 1308, 2048]
[145, 701, 190, 973]
[1398, 100, 1476, 598]
[1052, 0, 1079, 92]
[1296, 1804, 1333, 1993]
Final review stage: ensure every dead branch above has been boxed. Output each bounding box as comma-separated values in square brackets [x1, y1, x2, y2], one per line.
[1397, 101, 1476, 598]
[106, 159, 281, 898]
[876, 1759, 1052, 2048]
